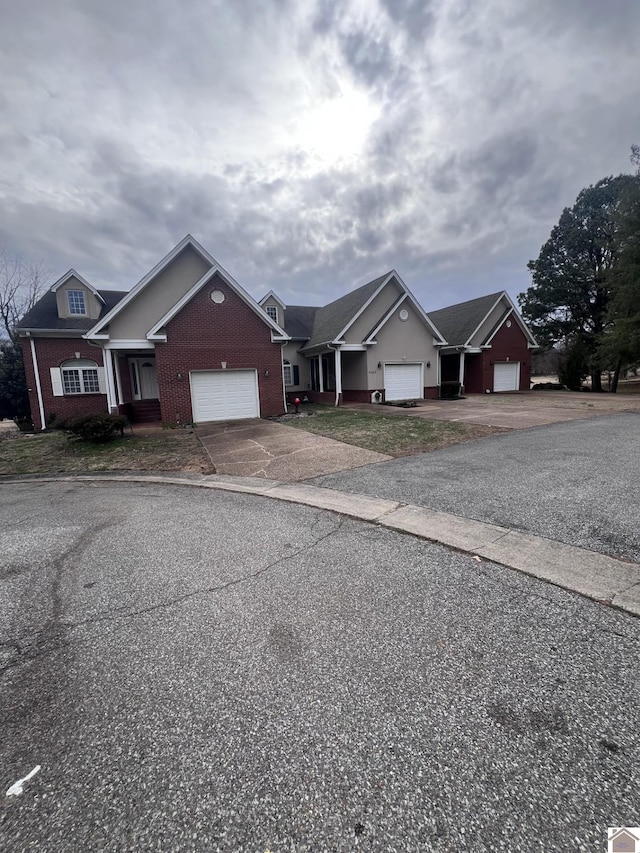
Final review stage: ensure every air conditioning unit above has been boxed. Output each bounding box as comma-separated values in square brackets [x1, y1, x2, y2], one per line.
[371, 391, 383, 403]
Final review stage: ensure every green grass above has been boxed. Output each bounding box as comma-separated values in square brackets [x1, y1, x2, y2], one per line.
[0, 429, 214, 476]
[284, 404, 503, 456]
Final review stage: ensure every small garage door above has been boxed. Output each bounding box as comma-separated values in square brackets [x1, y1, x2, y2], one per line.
[191, 370, 259, 422]
[384, 363, 423, 401]
[493, 362, 520, 392]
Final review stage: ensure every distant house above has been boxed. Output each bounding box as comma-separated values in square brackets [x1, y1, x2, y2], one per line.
[17, 236, 537, 429]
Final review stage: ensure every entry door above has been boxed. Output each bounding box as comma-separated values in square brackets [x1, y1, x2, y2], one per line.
[130, 358, 159, 400]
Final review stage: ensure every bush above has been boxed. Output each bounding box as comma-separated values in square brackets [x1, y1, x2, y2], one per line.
[440, 381, 461, 399]
[64, 413, 128, 443]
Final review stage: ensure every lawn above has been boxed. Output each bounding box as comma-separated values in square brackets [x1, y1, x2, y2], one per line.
[0, 428, 214, 476]
[282, 404, 504, 456]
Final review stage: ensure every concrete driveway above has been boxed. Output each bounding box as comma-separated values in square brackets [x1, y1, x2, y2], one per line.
[344, 390, 640, 429]
[195, 418, 391, 480]
[1, 480, 638, 851]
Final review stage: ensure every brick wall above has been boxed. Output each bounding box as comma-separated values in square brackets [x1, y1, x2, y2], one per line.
[481, 321, 531, 392]
[21, 337, 107, 430]
[156, 276, 285, 423]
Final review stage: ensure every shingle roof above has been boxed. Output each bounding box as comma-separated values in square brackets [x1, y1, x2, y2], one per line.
[17, 290, 128, 332]
[302, 272, 392, 349]
[427, 291, 504, 346]
[283, 305, 318, 339]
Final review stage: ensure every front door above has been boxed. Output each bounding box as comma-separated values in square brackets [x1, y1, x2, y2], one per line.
[130, 358, 159, 400]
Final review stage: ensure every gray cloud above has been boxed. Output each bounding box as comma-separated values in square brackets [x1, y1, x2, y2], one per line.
[0, 0, 638, 313]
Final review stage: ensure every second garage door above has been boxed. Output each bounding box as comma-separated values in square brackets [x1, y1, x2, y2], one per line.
[384, 363, 423, 401]
[191, 369, 260, 422]
[493, 362, 520, 392]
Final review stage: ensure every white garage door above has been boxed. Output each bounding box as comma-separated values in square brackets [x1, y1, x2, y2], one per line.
[191, 370, 259, 422]
[493, 362, 520, 392]
[384, 363, 423, 401]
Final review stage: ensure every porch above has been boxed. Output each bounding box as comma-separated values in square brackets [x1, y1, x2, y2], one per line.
[102, 346, 161, 423]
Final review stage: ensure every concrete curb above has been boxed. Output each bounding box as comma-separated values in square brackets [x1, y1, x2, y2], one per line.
[3, 471, 639, 618]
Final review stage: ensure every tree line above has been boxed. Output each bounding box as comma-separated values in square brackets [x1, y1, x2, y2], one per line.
[519, 147, 640, 392]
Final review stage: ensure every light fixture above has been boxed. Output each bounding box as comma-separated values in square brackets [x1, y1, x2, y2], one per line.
[426, 361, 431, 369]
[265, 369, 269, 377]
[75, 352, 81, 359]
[377, 361, 382, 369]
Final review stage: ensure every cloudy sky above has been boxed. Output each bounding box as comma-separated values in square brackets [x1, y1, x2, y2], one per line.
[1, 0, 638, 311]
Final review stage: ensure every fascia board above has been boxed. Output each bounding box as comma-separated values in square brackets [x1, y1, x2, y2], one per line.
[335, 272, 395, 341]
[364, 294, 408, 343]
[51, 269, 106, 304]
[465, 294, 505, 346]
[259, 290, 287, 310]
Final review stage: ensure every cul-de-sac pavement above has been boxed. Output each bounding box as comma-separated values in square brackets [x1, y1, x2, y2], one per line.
[1, 414, 639, 852]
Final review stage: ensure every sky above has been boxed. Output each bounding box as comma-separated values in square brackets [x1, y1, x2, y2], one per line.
[0, 0, 638, 312]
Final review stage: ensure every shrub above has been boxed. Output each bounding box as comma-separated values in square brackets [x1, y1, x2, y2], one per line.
[440, 381, 461, 399]
[64, 413, 128, 443]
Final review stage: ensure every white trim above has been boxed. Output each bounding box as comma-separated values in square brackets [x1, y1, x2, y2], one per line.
[87, 234, 289, 341]
[334, 273, 395, 342]
[145, 261, 289, 341]
[364, 293, 408, 343]
[464, 294, 505, 347]
[102, 340, 156, 350]
[259, 290, 286, 310]
[318, 355, 324, 393]
[50, 269, 105, 304]
[113, 353, 124, 405]
[29, 338, 46, 429]
[458, 351, 465, 386]
[337, 344, 368, 351]
[333, 347, 342, 407]
[103, 350, 118, 412]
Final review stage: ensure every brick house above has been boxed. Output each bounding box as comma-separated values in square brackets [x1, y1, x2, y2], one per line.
[429, 291, 538, 393]
[17, 236, 537, 430]
[18, 236, 289, 430]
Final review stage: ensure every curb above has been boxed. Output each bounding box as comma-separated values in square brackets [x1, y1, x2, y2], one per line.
[3, 471, 639, 618]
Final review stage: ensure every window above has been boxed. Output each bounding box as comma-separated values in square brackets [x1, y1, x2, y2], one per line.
[265, 305, 278, 322]
[61, 359, 100, 394]
[67, 289, 86, 315]
[283, 360, 292, 386]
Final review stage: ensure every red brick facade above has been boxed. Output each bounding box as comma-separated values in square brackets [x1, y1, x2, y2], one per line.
[464, 320, 531, 393]
[21, 337, 107, 430]
[156, 275, 285, 423]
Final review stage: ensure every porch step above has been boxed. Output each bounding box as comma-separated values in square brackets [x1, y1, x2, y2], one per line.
[125, 400, 161, 423]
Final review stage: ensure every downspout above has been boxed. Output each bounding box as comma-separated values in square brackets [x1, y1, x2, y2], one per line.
[87, 339, 112, 413]
[281, 342, 288, 412]
[28, 335, 46, 431]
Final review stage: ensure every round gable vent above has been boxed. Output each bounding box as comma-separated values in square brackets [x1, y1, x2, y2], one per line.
[399, 309, 409, 321]
[210, 290, 225, 304]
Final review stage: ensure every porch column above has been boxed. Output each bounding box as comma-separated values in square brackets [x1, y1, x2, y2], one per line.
[458, 351, 466, 390]
[103, 348, 118, 413]
[334, 347, 342, 407]
[113, 352, 124, 405]
[319, 355, 324, 392]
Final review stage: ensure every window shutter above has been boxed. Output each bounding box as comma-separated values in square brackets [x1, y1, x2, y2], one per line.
[50, 367, 63, 397]
[293, 365, 299, 386]
[97, 367, 107, 394]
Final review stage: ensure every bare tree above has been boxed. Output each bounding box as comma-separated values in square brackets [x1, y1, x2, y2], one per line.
[0, 250, 51, 341]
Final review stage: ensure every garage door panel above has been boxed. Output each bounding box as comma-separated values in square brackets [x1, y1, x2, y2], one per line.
[493, 362, 519, 392]
[191, 370, 259, 422]
[384, 363, 422, 401]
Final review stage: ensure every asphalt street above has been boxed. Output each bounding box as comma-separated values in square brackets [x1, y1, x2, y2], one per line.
[311, 413, 640, 563]
[1, 481, 638, 852]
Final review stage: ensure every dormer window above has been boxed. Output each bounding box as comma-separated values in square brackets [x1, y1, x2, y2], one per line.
[67, 289, 86, 315]
[265, 305, 277, 322]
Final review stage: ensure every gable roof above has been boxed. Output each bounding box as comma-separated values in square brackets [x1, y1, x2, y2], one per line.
[16, 289, 127, 332]
[427, 292, 504, 347]
[50, 269, 106, 304]
[301, 272, 393, 349]
[259, 290, 287, 310]
[428, 291, 537, 348]
[86, 234, 287, 340]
